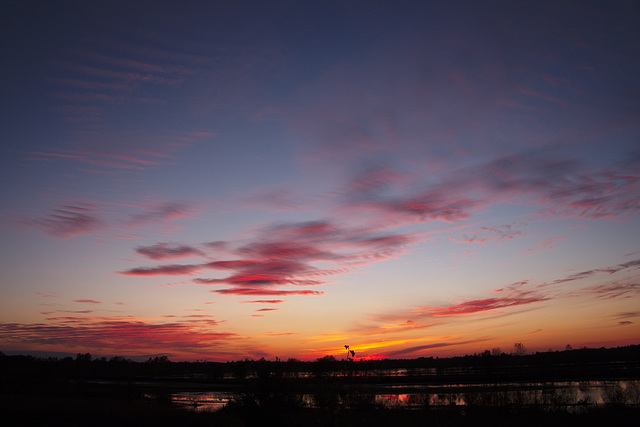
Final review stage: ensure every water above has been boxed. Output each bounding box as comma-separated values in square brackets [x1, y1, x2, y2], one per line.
[169, 391, 234, 412]
[169, 380, 639, 412]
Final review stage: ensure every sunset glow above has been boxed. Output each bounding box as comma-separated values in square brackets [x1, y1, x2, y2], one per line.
[1, 1, 639, 361]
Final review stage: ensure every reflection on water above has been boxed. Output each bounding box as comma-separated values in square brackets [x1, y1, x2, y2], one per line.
[170, 380, 639, 412]
[170, 391, 234, 412]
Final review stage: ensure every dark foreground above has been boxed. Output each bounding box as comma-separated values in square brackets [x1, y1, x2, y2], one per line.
[2, 390, 639, 427]
[2, 345, 639, 426]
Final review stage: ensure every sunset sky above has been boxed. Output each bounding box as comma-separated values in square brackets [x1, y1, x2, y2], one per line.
[1, 1, 639, 361]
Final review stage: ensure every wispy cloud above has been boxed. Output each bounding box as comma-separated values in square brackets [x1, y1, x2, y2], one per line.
[135, 243, 204, 260]
[0, 318, 238, 355]
[548, 259, 640, 286]
[72, 299, 101, 304]
[124, 219, 418, 298]
[414, 294, 549, 317]
[242, 300, 285, 304]
[582, 281, 640, 300]
[126, 202, 194, 226]
[369, 257, 640, 338]
[522, 236, 566, 255]
[122, 264, 202, 277]
[27, 148, 164, 170]
[387, 338, 491, 358]
[22, 205, 105, 238]
[334, 151, 640, 234]
[451, 223, 526, 245]
[213, 288, 323, 296]
[20, 200, 197, 239]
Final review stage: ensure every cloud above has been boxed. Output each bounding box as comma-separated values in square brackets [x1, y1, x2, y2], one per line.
[377, 320, 434, 333]
[583, 282, 640, 300]
[613, 311, 640, 320]
[338, 151, 640, 231]
[242, 300, 285, 304]
[494, 280, 529, 293]
[212, 288, 323, 296]
[523, 236, 566, 255]
[23, 205, 104, 238]
[472, 152, 640, 220]
[256, 308, 279, 312]
[549, 258, 640, 286]
[36, 292, 60, 299]
[452, 223, 525, 245]
[126, 219, 418, 298]
[414, 294, 549, 317]
[27, 148, 163, 170]
[387, 338, 491, 358]
[120, 150, 638, 305]
[344, 175, 478, 223]
[135, 243, 204, 260]
[0, 318, 237, 354]
[21, 199, 198, 240]
[127, 202, 194, 226]
[73, 299, 101, 304]
[121, 264, 202, 276]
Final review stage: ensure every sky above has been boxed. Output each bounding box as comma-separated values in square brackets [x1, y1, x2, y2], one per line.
[1, 0, 639, 362]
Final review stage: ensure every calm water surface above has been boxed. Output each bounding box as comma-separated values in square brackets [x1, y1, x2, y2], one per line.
[170, 380, 638, 412]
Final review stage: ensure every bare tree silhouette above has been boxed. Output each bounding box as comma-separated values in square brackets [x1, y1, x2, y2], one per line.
[344, 345, 355, 361]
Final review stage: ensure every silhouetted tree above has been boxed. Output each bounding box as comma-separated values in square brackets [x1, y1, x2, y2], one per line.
[344, 345, 355, 361]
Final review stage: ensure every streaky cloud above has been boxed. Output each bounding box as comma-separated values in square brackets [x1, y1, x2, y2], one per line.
[136, 242, 204, 260]
[0, 318, 237, 354]
[212, 288, 323, 296]
[23, 205, 104, 238]
[127, 201, 194, 225]
[387, 338, 491, 358]
[241, 300, 285, 304]
[121, 264, 201, 276]
[415, 294, 549, 317]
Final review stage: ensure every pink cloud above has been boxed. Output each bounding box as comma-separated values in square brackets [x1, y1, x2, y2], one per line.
[21, 198, 197, 239]
[344, 177, 478, 224]
[135, 243, 204, 260]
[121, 264, 201, 276]
[452, 223, 525, 245]
[127, 201, 194, 225]
[0, 318, 237, 354]
[27, 149, 162, 171]
[387, 338, 491, 358]
[23, 205, 104, 238]
[242, 300, 285, 304]
[547, 258, 640, 286]
[212, 288, 323, 296]
[583, 282, 640, 300]
[72, 299, 101, 304]
[494, 280, 529, 293]
[126, 219, 417, 298]
[415, 295, 549, 317]
[523, 236, 566, 255]
[36, 292, 60, 298]
[339, 152, 640, 229]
